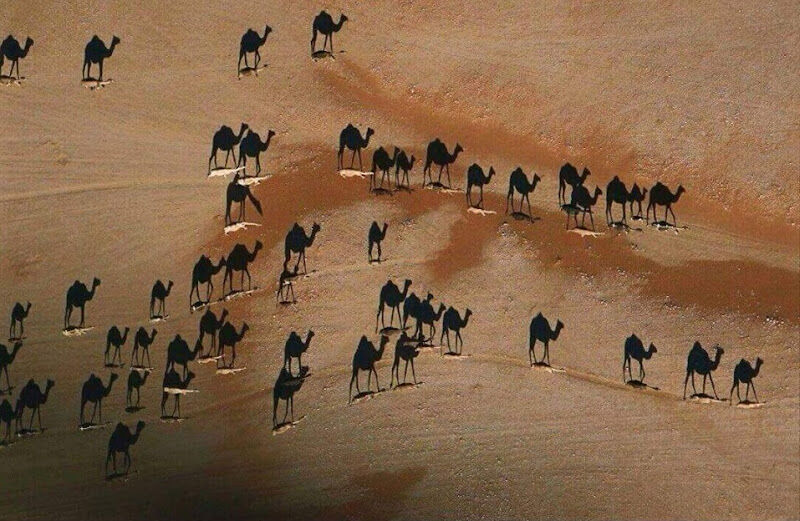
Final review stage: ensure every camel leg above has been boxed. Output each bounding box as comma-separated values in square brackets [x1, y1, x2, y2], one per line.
[639, 360, 645, 382]
[357, 149, 364, 171]
[3, 367, 10, 391]
[145, 348, 151, 368]
[64, 305, 71, 330]
[588, 210, 595, 231]
[79, 305, 85, 328]
[36, 406, 42, 430]
[348, 370, 357, 403]
[330, 32, 335, 53]
[255, 51, 261, 70]
[124, 449, 131, 474]
[529, 338, 536, 366]
[525, 193, 532, 220]
[323, 34, 329, 52]
[446, 165, 452, 189]
[410, 359, 417, 384]
[668, 206, 677, 227]
[207, 280, 214, 303]
[707, 373, 719, 399]
[750, 382, 759, 403]
[683, 371, 690, 398]
[456, 331, 463, 355]
[245, 267, 252, 291]
[377, 241, 382, 262]
[371, 367, 381, 391]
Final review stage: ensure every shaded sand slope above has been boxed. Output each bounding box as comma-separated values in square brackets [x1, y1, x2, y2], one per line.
[0, 1, 798, 520]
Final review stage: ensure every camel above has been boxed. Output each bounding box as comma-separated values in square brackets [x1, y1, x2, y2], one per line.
[223, 241, 263, 295]
[368, 221, 388, 263]
[506, 167, 541, 218]
[126, 369, 150, 409]
[338, 124, 374, 171]
[80, 373, 118, 425]
[394, 150, 415, 188]
[284, 330, 314, 376]
[376, 279, 412, 332]
[104, 326, 129, 367]
[276, 265, 299, 304]
[273, 366, 308, 428]
[208, 123, 249, 174]
[82, 35, 120, 81]
[106, 421, 145, 477]
[237, 129, 275, 176]
[348, 335, 389, 402]
[423, 139, 463, 188]
[371, 146, 399, 191]
[131, 327, 157, 367]
[1, 35, 33, 79]
[729, 357, 764, 404]
[391, 332, 420, 387]
[628, 183, 648, 219]
[403, 292, 433, 331]
[0, 342, 22, 391]
[238, 24, 271, 72]
[190, 255, 226, 306]
[165, 334, 201, 378]
[226, 174, 263, 225]
[440, 307, 472, 355]
[311, 11, 348, 54]
[9, 301, 31, 340]
[605, 176, 630, 226]
[567, 185, 603, 230]
[558, 163, 590, 206]
[466, 164, 495, 208]
[683, 342, 724, 399]
[149, 280, 173, 319]
[15, 378, 54, 433]
[64, 277, 101, 330]
[284, 222, 320, 274]
[217, 321, 249, 368]
[646, 182, 685, 226]
[416, 301, 446, 343]
[622, 334, 657, 384]
[0, 399, 16, 442]
[197, 309, 228, 355]
[528, 313, 564, 366]
[161, 369, 195, 418]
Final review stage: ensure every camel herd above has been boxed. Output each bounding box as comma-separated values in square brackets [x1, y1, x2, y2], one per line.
[335, 122, 688, 231]
[1, 11, 767, 484]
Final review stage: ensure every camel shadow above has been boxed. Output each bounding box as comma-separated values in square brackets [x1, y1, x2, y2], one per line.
[105, 471, 135, 482]
[104, 363, 124, 369]
[350, 390, 383, 404]
[650, 220, 689, 232]
[509, 211, 540, 222]
[626, 380, 660, 391]
[237, 64, 268, 78]
[311, 50, 335, 60]
[124, 405, 145, 413]
[79, 421, 111, 431]
[688, 393, 727, 403]
[370, 186, 393, 197]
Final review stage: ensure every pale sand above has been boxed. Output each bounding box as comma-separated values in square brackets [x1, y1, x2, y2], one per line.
[0, 1, 798, 521]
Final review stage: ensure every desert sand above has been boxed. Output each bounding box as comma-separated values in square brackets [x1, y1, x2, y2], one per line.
[0, 1, 798, 520]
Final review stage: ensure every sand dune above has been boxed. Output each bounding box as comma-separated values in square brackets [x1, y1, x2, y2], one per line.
[0, 1, 798, 520]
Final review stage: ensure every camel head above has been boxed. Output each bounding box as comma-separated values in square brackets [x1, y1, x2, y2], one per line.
[378, 335, 390, 354]
[714, 345, 725, 356]
[111, 36, 121, 46]
[306, 330, 315, 343]
[453, 143, 464, 157]
[23, 37, 34, 53]
[486, 166, 496, 180]
[641, 187, 648, 198]
[220, 309, 229, 321]
[382, 222, 389, 235]
[647, 343, 658, 356]
[92, 277, 102, 289]
[674, 185, 686, 200]
[135, 420, 146, 435]
[263, 25, 273, 38]
[108, 373, 119, 387]
[425, 292, 434, 302]
[239, 322, 250, 338]
[580, 167, 591, 182]
[409, 155, 416, 167]
[365, 127, 374, 138]
[150, 328, 158, 341]
[185, 371, 196, 386]
[311, 222, 321, 235]
[25, 301, 32, 313]
[44, 379, 55, 398]
[463, 308, 473, 323]
[167, 280, 174, 293]
[594, 187, 603, 197]
[754, 357, 764, 372]
[402, 279, 412, 294]
[267, 129, 276, 139]
[533, 173, 542, 186]
[254, 239, 264, 252]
